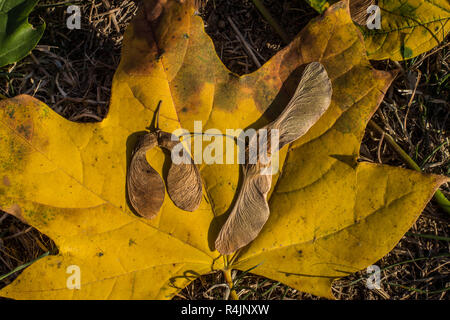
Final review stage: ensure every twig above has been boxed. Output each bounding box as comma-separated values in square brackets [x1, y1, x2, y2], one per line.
[92, 8, 121, 19]
[403, 70, 421, 129]
[37, 1, 83, 8]
[102, 0, 121, 33]
[0, 213, 8, 224]
[70, 112, 103, 122]
[58, 97, 108, 105]
[377, 132, 385, 163]
[3, 227, 33, 240]
[227, 17, 261, 68]
[368, 120, 450, 214]
[405, 232, 450, 242]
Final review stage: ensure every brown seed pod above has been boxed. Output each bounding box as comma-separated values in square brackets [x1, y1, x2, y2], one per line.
[127, 133, 165, 219]
[158, 131, 203, 212]
[215, 62, 333, 255]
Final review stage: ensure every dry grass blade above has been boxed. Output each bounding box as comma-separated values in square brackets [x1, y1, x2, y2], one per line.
[127, 133, 165, 219]
[215, 62, 332, 255]
[158, 131, 203, 212]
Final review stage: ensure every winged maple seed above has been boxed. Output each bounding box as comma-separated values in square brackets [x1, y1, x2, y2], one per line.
[215, 62, 333, 255]
[127, 133, 165, 219]
[127, 107, 202, 217]
[158, 131, 203, 212]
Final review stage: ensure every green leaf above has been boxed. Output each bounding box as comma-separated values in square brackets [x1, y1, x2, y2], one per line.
[0, 0, 45, 67]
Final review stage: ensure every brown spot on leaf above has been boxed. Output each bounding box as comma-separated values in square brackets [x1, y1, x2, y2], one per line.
[3, 176, 11, 186]
[16, 123, 33, 141]
[122, 10, 160, 76]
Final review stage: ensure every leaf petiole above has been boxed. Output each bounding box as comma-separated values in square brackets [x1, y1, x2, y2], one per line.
[223, 268, 239, 300]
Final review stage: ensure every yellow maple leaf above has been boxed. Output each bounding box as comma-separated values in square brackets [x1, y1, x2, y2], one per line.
[0, 0, 447, 299]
